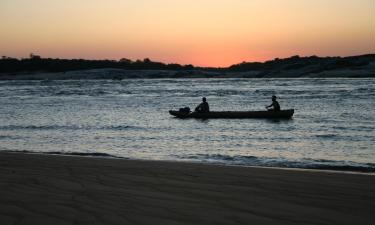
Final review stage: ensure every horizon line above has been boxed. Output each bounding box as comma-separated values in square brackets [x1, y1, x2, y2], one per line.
[2, 53, 375, 68]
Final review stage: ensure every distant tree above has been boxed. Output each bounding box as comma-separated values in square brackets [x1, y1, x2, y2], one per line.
[167, 63, 183, 70]
[184, 64, 194, 70]
[143, 58, 151, 63]
[30, 53, 41, 60]
[119, 58, 132, 63]
[290, 55, 300, 59]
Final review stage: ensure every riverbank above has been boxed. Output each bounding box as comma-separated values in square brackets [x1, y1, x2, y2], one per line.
[0, 152, 374, 225]
[1, 54, 375, 80]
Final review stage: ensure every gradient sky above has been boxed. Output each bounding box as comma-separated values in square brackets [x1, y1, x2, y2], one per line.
[1, 0, 374, 66]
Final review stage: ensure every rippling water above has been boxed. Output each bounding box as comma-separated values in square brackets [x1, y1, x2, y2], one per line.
[1, 78, 374, 172]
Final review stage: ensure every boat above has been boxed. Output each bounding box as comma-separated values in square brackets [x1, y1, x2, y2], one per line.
[169, 109, 294, 119]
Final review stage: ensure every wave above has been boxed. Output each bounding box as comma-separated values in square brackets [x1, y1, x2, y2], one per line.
[2, 150, 124, 159]
[180, 154, 375, 173]
[2, 150, 374, 173]
[0, 124, 144, 131]
[55, 90, 111, 96]
[315, 134, 338, 138]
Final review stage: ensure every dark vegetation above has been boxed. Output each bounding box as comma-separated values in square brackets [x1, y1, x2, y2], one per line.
[227, 54, 375, 72]
[0, 54, 194, 73]
[0, 53, 374, 78]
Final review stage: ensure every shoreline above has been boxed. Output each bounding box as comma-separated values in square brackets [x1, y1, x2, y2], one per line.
[1, 152, 374, 224]
[1, 54, 375, 80]
[2, 150, 374, 175]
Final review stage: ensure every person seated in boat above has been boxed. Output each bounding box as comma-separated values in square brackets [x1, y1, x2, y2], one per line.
[266, 95, 280, 112]
[195, 97, 210, 113]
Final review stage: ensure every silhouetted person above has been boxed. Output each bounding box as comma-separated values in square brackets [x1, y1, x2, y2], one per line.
[195, 97, 210, 113]
[266, 95, 280, 112]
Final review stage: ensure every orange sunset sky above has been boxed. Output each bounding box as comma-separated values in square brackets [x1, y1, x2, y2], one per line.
[1, 0, 375, 67]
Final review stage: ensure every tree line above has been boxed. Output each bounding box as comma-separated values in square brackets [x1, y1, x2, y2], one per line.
[1, 53, 374, 73]
[0, 54, 194, 73]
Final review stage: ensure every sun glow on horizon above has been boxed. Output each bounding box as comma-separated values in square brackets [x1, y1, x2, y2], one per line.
[1, 0, 374, 67]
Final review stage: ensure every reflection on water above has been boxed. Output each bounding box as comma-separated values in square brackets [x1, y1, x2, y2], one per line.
[0, 78, 374, 171]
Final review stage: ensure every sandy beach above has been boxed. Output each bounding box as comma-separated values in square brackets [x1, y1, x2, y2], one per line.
[0, 152, 374, 225]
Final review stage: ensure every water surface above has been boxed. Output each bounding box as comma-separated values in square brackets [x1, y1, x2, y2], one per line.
[1, 78, 374, 172]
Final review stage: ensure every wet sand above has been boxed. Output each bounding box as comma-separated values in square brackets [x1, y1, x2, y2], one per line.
[0, 152, 374, 225]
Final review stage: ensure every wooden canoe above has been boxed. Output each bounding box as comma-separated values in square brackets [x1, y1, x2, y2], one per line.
[169, 109, 294, 119]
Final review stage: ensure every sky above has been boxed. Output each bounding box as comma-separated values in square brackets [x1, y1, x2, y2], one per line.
[1, 0, 374, 67]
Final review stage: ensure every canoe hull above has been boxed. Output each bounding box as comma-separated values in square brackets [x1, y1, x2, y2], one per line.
[169, 109, 294, 119]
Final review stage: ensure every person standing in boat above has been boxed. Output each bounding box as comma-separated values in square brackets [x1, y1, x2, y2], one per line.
[195, 97, 210, 113]
[266, 95, 280, 112]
